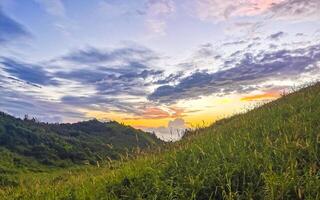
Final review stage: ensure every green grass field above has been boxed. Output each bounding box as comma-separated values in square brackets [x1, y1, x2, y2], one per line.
[1, 83, 320, 200]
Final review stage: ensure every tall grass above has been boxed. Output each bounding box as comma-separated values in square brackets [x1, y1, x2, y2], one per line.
[1, 83, 320, 199]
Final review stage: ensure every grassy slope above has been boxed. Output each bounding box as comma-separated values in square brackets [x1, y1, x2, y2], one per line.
[1, 83, 320, 199]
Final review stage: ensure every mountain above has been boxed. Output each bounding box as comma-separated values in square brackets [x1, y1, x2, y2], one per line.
[0, 113, 162, 172]
[1, 83, 320, 199]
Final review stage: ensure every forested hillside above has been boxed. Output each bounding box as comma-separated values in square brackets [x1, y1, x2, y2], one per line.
[0, 112, 162, 172]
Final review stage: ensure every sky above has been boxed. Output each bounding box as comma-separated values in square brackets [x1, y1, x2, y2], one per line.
[0, 0, 320, 140]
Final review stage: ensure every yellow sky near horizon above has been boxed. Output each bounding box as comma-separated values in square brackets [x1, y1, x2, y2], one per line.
[84, 91, 281, 129]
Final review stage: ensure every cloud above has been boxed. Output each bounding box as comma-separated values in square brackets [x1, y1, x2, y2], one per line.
[143, 118, 187, 141]
[240, 92, 280, 101]
[269, 0, 320, 21]
[125, 106, 184, 120]
[47, 45, 167, 117]
[61, 46, 159, 65]
[57, 68, 162, 97]
[193, 0, 320, 22]
[149, 43, 320, 103]
[191, 0, 319, 36]
[146, 19, 167, 35]
[34, 0, 65, 17]
[59, 77, 163, 116]
[296, 33, 304, 37]
[193, 0, 282, 21]
[0, 88, 84, 123]
[142, 0, 175, 36]
[98, 0, 131, 17]
[0, 57, 58, 86]
[222, 40, 246, 46]
[145, 0, 174, 16]
[225, 21, 264, 35]
[194, 43, 216, 57]
[0, 8, 30, 44]
[53, 46, 163, 98]
[268, 31, 286, 40]
[61, 95, 145, 115]
[0, 45, 165, 121]
[154, 71, 184, 84]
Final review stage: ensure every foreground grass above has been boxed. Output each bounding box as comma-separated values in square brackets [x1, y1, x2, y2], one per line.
[1, 84, 320, 199]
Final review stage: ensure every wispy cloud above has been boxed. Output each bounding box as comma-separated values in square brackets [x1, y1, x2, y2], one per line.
[193, 0, 281, 21]
[268, 31, 286, 40]
[192, 0, 320, 21]
[191, 0, 320, 36]
[61, 45, 159, 65]
[34, 0, 65, 17]
[240, 92, 280, 101]
[269, 0, 320, 21]
[0, 57, 57, 86]
[125, 106, 184, 120]
[0, 8, 31, 44]
[142, 0, 175, 36]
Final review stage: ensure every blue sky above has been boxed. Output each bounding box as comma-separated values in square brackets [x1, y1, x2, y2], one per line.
[1, 0, 320, 140]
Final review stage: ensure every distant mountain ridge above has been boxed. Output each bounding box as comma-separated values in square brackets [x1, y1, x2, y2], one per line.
[0, 112, 162, 172]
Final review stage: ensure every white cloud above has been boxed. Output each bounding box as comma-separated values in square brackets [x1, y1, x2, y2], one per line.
[146, 0, 174, 16]
[144, 0, 175, 36]
[192, 0, 320, 22]
[146, 19, 167, 36]
[97, 0, 131, 17]
[144, 118, 187, 141]
[34, 0, 65, 17]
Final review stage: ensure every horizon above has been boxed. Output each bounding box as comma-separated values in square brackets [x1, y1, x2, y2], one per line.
[1, 0, 320, 140]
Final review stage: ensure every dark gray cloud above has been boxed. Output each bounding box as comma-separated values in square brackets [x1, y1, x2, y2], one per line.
[149, 43, 320, 103]
[95, 70, 161, 96]
[195, 43, 215, 57]
[269, 44, 278, 49]
[0, 8, 30, 44]
[51, 46, 165, 116]
[230, 50, 242, 57]
[222, 40, 246, 46]
[56, 68, 164, 115]
[0, 57, 58, 86]
[53, 46, 164, 95]
[56, 67, 162, 96]
[268, 31, 285, 40]
[61, 95, 145, 115]
[53, 46, 165, 97]
[61, 46, 159, 65]
[269, 0, 320, 21]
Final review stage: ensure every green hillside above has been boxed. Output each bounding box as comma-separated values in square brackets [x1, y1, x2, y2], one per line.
[1, 83, 320, 199]
[0, 113, 162, 173]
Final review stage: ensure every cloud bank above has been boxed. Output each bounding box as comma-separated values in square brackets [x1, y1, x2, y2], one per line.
[149, 43, 320, 103]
